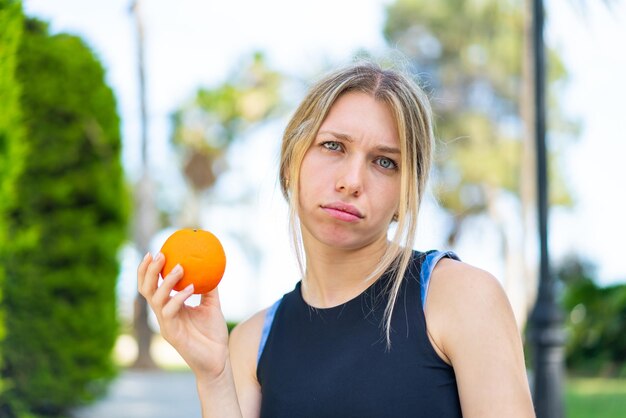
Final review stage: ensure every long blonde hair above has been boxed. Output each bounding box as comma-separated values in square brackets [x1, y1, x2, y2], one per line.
[279, 60, 434, 346]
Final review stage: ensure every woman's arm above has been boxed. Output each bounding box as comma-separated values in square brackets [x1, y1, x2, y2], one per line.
[228, 311, 265, 417]
[138, 253, 260, 418]
[192, 296, 263, 418]
[425, 258, 536, 418]
[195, 359, 243, 418]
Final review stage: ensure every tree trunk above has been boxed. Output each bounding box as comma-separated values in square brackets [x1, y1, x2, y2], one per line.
[133, 295, 156, 368]
[132, 173, 158, 369]
[520, 0, 540, 329]
[483, 185, 528, 330]
[130, 0, 157, 369]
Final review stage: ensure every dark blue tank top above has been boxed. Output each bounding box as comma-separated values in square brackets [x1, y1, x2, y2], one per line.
[256, 250, 463, 417]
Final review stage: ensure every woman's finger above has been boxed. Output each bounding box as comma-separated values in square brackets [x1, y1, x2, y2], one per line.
[141, 251, 166, 297]
[151, 263, 185, 310]
[136, 252, 152, 291]
[161, 283, 195, 321]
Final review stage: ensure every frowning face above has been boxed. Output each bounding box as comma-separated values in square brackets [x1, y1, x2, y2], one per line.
[298, 91, 401, 252]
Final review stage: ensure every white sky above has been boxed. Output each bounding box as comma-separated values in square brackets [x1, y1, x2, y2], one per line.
[23, 0, 626, 322]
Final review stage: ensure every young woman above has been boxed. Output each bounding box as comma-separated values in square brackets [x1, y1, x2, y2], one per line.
[137, 61, 536, 417]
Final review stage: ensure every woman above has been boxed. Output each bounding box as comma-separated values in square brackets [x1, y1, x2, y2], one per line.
[137, 61, 536, 417]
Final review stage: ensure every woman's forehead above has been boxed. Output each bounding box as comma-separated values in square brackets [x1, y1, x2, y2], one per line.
[317, 92, 400, 148]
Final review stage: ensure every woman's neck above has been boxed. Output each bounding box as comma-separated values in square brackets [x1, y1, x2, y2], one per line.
[301, 236, 389, 309]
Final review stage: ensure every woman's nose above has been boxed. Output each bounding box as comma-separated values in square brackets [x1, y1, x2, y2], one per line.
[335, 159, 364, 197]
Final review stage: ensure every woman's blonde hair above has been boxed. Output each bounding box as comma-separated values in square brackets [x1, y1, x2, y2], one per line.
[279, 59, 434, 346]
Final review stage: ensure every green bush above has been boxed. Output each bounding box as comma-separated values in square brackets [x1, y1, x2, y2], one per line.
[0, 0, 25, 399]
[0, 17, 129, 416]
[559, 256, 626, 377]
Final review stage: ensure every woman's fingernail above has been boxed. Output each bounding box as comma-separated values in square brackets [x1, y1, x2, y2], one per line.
[172, 264, 183, 275]
[143, 252, 150, 261]
[154, 252, 163, 262]
[184, 284, 194, 294]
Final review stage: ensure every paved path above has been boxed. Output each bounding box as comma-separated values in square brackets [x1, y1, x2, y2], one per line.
[72, 370, 202, 418]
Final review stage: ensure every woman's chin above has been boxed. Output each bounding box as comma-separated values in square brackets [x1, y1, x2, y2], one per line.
[311, 232, 383, 253]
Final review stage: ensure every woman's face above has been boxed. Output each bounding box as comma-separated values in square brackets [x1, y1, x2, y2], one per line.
[298, 91, 401, 252]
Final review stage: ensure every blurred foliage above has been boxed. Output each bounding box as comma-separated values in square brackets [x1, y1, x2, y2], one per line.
[0, 0, 25, 398]
[171, 52, 284, 192]
[0, 17, 130, 417]
[558, 256, 626, 377]
[383, 0, 576, 241]
[227, 321, 238, 334]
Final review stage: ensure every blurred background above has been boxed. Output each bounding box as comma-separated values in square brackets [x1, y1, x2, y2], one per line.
[1, 0, 625, 417]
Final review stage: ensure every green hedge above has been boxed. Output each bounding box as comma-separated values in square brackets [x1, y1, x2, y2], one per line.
[0, 0, 25, 399]
[0, 17, 129, 416]
[559, 257, 626, 377]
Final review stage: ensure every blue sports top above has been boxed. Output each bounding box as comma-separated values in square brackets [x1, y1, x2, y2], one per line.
[256, 250, 463, 418]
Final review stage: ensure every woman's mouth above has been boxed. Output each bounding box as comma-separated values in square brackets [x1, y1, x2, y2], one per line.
[321, 202, 364, 223]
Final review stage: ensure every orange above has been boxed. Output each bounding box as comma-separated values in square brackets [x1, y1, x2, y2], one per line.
[160, 228, 226, 294]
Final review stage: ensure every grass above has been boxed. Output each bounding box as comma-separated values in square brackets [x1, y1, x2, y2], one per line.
[566, 377, 626, 418]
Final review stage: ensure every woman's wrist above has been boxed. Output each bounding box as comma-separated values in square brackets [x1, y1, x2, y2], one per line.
[194, 351, 231, 386]
[195, 358, 243, 418]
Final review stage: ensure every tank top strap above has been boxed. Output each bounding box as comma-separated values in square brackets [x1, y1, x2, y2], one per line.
[419, 250, 461, 310]
[257, 297, 283, 363]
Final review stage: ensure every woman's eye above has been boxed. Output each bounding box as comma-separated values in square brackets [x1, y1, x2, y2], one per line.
[322, 141, 341, 151]
[376, 157, 398, 170]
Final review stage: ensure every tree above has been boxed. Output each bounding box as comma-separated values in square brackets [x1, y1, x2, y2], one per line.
[129, 0, 159, 370]
[0, 0, 25, 399]
[382, 0, 576, 326]
[170, 51, 284, 226]
[129, 51, 285, 366]
[0, 18, 129, 416]
[168, 51, 286, 320]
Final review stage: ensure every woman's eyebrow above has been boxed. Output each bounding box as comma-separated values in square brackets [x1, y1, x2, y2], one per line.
[317, 130, 354, 142]
[376, 146, 400, 154]
[318, 130, 400, 154]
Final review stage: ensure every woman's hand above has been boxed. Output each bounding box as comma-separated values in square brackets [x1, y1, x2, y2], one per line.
[137, 252, 230, 379]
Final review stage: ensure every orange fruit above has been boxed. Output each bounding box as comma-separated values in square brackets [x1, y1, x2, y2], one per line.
[160, 228, 226, 294]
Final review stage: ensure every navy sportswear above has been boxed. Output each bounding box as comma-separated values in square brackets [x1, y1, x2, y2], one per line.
[256, 250, 463, 417]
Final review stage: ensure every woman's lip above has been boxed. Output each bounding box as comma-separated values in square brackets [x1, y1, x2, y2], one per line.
[320, 202, 364, 222]
[321, 207, 362, 222]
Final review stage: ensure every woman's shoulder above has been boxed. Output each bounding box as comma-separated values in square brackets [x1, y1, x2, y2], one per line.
[429, 255, 500, 291]
[424, 256, 535, 415]
[427, 256, 510, 318]
[425, 256, 520, 360]
[229, 307, 269, 350]
[228, 305, 274, 390]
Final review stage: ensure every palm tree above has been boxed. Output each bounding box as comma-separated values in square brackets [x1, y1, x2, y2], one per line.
[130, 0, 158, 369]
[170, 52, 283, 228]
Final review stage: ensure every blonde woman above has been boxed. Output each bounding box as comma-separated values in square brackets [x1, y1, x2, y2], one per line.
[138, 61, 536, 417]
